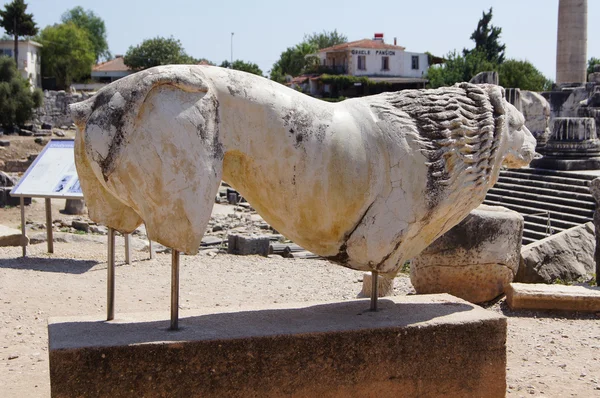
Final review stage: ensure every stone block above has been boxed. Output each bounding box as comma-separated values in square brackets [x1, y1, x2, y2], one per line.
[228, 234, 269, 256]
[0, 224, 28, 247]
[0, 188, 31, 207]
[0, 171, 15, 187]
[4, 159, 33, 173]
[48, 295, 507, 398]
[63, 199, 86, 215]
[71, 220, 90, 233]
[469, 71, 499, 85]
[411, 205, 523, 303]
[521, 90, 551, 147]
[359, 272, 395, 297]
[517, 222, 595, 284]
[506, 282, 600, 312]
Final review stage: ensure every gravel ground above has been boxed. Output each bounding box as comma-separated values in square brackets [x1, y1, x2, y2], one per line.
[1, 238, 599, 397]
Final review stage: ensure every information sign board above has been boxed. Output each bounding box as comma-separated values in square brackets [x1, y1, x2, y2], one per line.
[10, 139, 83, 199]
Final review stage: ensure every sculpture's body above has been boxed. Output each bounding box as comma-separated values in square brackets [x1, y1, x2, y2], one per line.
[71, 65, 536, 276]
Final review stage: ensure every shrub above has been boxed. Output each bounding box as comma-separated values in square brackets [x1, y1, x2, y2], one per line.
[0, 56, 43, 128]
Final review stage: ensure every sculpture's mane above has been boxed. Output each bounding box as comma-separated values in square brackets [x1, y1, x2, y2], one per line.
[369, 83, 505, 208]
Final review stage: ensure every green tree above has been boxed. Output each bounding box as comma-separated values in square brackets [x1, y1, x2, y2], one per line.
[0, 56, 42, 128]
[124, 36, 196, 71]
[498, 60, 552, 91]
[587, 57, 600, 79]
[304, 29, 347, 50]
[38, 23, 95, 90]
[0, 0, 38, 66]
[220, 60, 263, 76]
[464, 8, 506, 64]
[426, 50, 496, 88]
[61, 6, 110, 62]
[270, 42, 317, 81]
[270, 30, 347, 81]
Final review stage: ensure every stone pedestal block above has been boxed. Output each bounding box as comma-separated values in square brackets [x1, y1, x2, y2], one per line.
[48, 295, 507, 398]
[506, 283, 600, 312]
[411, 205, 523, 303]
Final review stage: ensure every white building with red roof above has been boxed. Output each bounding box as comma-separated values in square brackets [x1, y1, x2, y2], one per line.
[318, 33, 430, 83]
[91, 55, 134, 83]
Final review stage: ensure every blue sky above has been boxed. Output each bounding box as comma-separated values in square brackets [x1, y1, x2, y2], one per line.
[12, 0, 600, 80]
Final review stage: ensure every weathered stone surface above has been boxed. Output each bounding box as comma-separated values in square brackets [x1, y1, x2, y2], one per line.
[0, 140, 10, 147]
[411, 205, 523, 303]
[506, 282, 600, 312]
[359, 272, 395, 297]
[48, 295, 507, 398]
[556, 0, 587, 84]
[0, 224, 28, 247]
[33, 129, 52, 137]
[228, 234, 269, 256]
[0, 171, 15, 187]
[517, 222, 595, 283]
[71, 220, 90, 233]
[71, 66, 536, 277]
[505, 88, 522, 112]
[521, 90, 551, 147]
[62, 199, 86, 215]
[33, 91, 93, 127]
[4, 159, 33, 173]
[0, 188, 30, 207]
[469, 71, 499, 85]
[590, 178, 600, 285]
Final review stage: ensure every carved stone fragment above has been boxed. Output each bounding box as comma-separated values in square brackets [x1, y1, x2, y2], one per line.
[71, 66, 536, 277]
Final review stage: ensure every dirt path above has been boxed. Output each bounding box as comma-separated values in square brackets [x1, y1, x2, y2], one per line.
[1, 238, 599, 397]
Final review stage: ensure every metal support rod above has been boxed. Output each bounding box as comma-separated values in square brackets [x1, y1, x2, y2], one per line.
[171, 250, 180, 330]
[149, 240, 155, 260]
[107, 228, 116, 321]
[20, 197, 26, 257]
[370, 270, 379, 312]
[124, 234, 131, 264]
[45, 198, 53, 253]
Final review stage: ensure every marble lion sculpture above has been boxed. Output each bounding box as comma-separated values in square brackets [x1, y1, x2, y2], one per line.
[70, 65, 536, 277]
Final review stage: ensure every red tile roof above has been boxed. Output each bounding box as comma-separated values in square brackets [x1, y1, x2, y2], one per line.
[92, 56, 131, 72]
[319, 39, 406, 53]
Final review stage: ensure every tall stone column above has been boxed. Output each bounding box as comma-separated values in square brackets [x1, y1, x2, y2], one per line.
[556, 0, 587, 84]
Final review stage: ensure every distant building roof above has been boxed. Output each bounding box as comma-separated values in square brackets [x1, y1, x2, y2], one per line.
[319, 39, 406, 53]
[0, 39, 42, 48]
[92, 56, 131, 73]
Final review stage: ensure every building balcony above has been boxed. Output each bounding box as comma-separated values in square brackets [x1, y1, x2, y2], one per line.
[307, 65, 347, 75]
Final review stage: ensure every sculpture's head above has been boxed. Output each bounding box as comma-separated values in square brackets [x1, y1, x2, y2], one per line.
[500, 101, 538, 168]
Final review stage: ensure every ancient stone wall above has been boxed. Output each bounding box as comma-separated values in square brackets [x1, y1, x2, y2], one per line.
[33, 91, 94, 127]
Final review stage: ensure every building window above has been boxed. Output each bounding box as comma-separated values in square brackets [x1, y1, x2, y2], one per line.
[411, 55, 419, 70]
[1, 49, 12, 58]
[381, 56, 389, 71]
[357, 55, 366, 70]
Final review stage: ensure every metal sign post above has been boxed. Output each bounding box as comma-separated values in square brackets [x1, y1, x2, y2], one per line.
[45, 198, 54, 253]
[20, 197, 26, 257]
[124, 234, 131, 264]
[107, 228, 116, 321]
[370, 270, 379, 312]
[171, 250, 180, 330]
